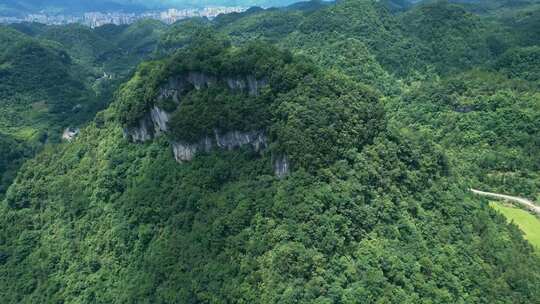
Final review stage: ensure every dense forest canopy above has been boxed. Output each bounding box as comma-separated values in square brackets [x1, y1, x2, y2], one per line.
[0, 19, 166, 196]
[1, 0, 539, 303]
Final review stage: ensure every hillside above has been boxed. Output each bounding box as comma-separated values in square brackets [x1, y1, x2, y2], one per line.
[0, 26, 96, 196]
[0, 21, 164, 197]
[2, 35, 540, 303]
[1, 0, 540, 303]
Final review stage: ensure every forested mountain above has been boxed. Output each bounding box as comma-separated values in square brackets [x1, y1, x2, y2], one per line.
[0, 20, 165, 197]
[1, 0, 539, 303]
[449, 0, 540, 14]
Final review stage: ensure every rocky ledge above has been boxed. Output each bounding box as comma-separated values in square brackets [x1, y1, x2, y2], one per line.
[158, 71, 268, 103]
[123, 71, 289, 177]
[172, 130, 267, 162]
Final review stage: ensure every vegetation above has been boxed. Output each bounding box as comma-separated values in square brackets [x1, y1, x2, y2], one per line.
[2, 74, 540, 302]
[1, 0, 540, 303]
[0, 20, 165, 196]
[386, 69, 540, 199]
[0, 133, 31, 197]
[495, 46, 540, 81]
[0, 25, 95, 195]
[400, 1, 492, 74]
[490, 202, 540, 253]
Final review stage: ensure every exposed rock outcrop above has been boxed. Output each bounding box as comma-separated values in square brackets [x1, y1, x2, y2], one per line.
[124, 116, 153, 142]
[225, 75, 268, 96]
[158, 77, 186, 103]
[172, 130, 267, 162]
[127, 71, 268, 143]
[187, 71, 217, 90]
[172, 137, 213, 162]
[150, 106, 169, 134]
[273, 154, 290, 178]
[62, 127, 80, 142]
[158, 72, 268, 103]
[126, 71, 277, 171]
[214, 130, 267, 151]
[123, 106, 171, 142]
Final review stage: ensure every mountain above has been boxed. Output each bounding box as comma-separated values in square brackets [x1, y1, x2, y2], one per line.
[0, 25, 96, 195]
[400, 1, 492, 73]
[449, 0, 540, 13]
[0, 20, 164, 198]
[2, 30, 539, 303]
[1, 0, 540, 303]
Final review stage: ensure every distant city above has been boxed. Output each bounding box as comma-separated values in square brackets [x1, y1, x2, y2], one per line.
[0, 7, 247, 27]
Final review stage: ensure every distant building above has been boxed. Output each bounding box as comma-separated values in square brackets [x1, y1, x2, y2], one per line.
[0, 7, 247, 27]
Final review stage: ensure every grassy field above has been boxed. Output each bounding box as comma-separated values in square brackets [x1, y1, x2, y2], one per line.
[490, 202, 540, 253]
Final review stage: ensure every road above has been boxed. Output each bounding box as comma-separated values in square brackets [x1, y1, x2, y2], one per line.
[471, 189, 540, 215]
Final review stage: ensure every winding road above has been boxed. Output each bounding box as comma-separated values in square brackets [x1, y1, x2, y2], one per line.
[471, 189, 540, 215]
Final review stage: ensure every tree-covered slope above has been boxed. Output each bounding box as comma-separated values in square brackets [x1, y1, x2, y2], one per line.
[208, 0, 540, 198]
[387, 70, 540, 200]
[449, 0, 540, 14]
[1, 33, 540, 304]
[400, 1, 493, 74]
[0, 133, 31, 197]
[0, 21, 165, 196]
[1, 0, 540, 302]
[213, 0, 424, 92]
[11, 20, 166, 77]
[0, 26, 98, 195]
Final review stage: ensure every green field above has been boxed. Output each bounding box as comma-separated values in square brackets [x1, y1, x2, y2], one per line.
[490, 202, 540, 253]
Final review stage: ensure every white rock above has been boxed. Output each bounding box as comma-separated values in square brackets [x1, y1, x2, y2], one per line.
[274, 154, 290, 178]
[62, 127, 80, 142]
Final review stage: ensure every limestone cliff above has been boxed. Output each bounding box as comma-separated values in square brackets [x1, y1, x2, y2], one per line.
[157, 72, 267, 101]
[172, 130, 267, 162]
[123, 106, 170, 142]
[273, 154, 290, 178]
[122, 71, 289, 175]
[124, 72, 267, 143]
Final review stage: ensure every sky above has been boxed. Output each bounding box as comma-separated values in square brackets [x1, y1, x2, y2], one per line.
[120, 0, 302, 8]
[4, 0, 302, 9]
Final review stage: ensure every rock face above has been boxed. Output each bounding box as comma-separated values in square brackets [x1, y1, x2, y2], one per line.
[158, 77, 185, 103]
[215, 130, 267, 151]
[187, 72, 216, 90]
[62, 127, 80, 142]
[125, 71, 269, 144]
[125, 70, 284, 174]
[273, 154, 290, 178]
[150, 106, 169, 133]
[172, 137, 213, 162]
[158, 72, 267, 103]
[123, 106, 170, 142]
[124, 117, 152, 142]
[225, 75, 268, 96]
[172, 130, 267, 162]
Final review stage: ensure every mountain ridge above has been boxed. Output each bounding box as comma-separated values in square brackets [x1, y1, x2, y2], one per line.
[0, 0, 539, 302]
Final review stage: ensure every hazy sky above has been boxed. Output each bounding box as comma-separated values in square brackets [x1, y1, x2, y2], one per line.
[123, 0, 300, 8]
[0, 0, 311, 15]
